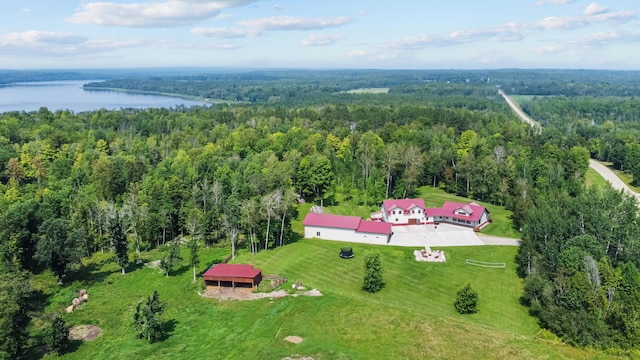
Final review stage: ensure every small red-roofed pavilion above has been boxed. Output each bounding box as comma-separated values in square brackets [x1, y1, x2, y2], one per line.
[203, 264, 262, 291]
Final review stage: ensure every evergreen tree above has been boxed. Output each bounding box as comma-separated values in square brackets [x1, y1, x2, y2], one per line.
[454, 283, 478, 314]
[43, 315, 70, 355]
[133, 290, 165, 343]
[362, 251, 384, 293]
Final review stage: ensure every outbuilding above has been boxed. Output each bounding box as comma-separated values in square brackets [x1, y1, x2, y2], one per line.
[303, 213, 392, 245]
[203, 264, 262, 291]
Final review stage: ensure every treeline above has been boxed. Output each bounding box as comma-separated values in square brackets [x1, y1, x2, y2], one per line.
[518, 188, 640, 349]
[507, 74, 640, 351]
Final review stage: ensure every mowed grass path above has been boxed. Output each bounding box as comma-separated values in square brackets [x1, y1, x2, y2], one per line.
[51, 241, 613, 359]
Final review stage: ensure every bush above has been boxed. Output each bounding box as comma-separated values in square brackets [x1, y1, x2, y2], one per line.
[454, 283, 478, 314]
[44, 315, 70, 355]
[362, 251, 384, 293]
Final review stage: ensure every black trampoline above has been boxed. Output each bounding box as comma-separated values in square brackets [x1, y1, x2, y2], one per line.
[339, 247, 354, 259]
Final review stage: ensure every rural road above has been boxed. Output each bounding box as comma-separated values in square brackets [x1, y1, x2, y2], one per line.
[499, 89, 640, 202]
[498, 90, 541, 130]
[588, 159, 640, 202]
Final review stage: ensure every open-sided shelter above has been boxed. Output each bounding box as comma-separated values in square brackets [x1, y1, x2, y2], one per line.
[203, 264, 262, 291]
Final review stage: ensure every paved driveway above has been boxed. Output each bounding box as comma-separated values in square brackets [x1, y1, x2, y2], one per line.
[388, 223, 485, 247]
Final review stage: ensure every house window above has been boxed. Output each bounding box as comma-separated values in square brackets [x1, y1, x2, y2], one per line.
[316, 231, 320, 237]
[395, 218, 398, 222]
[411, 210, 414, 214]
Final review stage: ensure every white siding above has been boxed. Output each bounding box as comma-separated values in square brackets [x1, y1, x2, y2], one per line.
[352, 232, 389, 245]
[304, 225, 356, 242]
[480, 212, 489, 225]
[304, 225, 389, 245]
[382, 205, 426, 225]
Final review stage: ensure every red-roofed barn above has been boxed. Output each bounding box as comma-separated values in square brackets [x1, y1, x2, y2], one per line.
[203, 264, 262, 291]
[303, 213, 392, 245]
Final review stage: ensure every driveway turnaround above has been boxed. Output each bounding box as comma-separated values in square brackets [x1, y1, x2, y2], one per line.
[388, 223, 485, 247]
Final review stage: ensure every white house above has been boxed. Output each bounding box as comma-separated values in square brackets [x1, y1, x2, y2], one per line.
[303, 213, 392, 245]
[372, 198, 428, 225]
[372, 198, 491, 229]
[428, 201, 491, 228]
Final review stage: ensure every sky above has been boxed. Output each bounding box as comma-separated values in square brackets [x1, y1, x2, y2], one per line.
[0, 0, 638, 70]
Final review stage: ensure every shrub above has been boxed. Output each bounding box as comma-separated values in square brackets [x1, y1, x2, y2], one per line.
[44, 315, 70, 355]
[454, 283, 478, 314]
[362, 251, 384, 293]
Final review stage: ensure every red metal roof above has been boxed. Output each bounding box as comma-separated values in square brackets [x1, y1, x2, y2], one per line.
[430, 201, 488, 222]
[356, 220, 392, 235]
[303, 213, 361, 230]
[203, 264, 261, 279]
[382, 198, 426, 212]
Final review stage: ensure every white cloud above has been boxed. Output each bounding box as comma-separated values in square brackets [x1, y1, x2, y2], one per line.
[301, 33, 344, 46]
[0, 30, 147, 57]
[192, 15, 351, 39]
[65, 0, 258, 27]
[1, 31, 86, 46]
[573, 30, 640, 45]
[535, 44, 568, 53]
[535, 0, 575, 5]
[273, 4, 283, 10]
[191, 27, 259, 38]
[20, 8, 32, 13]
[584, 3, 609, 16]
[238, 16, 350, 31]
[383, 9, 636, 49]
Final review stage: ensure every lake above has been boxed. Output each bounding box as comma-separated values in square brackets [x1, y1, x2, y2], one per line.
[0, 80, 208, 113]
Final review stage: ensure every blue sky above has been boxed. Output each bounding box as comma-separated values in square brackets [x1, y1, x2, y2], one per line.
[0, 0, 638, 69]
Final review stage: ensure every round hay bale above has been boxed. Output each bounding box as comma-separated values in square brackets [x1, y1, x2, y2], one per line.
[79, 289, 87, 296]
[66, 305, 74, 313]
[82, 293, 89, 301]
[72, 298, 81, 306]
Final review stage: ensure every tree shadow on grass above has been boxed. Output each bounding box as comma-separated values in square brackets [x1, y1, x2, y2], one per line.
[170, 265, 190, 277]
[65, 339, 83, 355]
[64, 260, 121, 287]
[159, 319, 177, 342]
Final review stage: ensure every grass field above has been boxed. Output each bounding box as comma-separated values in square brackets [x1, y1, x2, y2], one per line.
[339, 87, 390, 94]
[585, 167, 609, 189]
[41, 240, 617, 360]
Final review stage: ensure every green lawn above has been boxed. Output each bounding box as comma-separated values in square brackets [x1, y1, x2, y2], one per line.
[42, 241, 617, 359]
[585, 167, 609, 189]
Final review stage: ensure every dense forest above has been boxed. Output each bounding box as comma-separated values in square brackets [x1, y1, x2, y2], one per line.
[3, 68, 640, 356]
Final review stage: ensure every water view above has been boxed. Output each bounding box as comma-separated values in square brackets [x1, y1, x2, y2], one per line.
[0, 80, 207, 113]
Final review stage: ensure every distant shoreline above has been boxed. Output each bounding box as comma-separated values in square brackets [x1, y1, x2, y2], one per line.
[82, 86, 230, 104]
